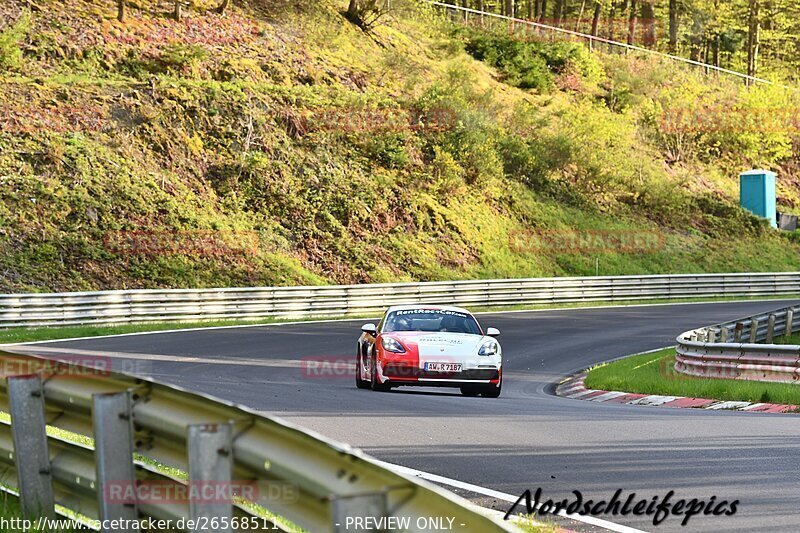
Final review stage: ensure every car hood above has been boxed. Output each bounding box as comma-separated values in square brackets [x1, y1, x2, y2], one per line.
[387, 332, 486, 358]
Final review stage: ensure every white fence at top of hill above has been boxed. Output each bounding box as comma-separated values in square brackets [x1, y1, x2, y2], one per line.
[427, 1, 777, 87]
[2, 272, 800, 328]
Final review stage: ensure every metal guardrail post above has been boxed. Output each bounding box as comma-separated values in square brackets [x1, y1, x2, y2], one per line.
[8, 375, 55, 520]
[187, 423, 234, 533]
[749, 318, 759, 343]
[93, 391, 138, 531]
[707, 329, 717, 343]
[676, 304, 800, 383]
[331, 493, 387, 533]
[733, 322, 744, 342]
[767, 314, 776, 343]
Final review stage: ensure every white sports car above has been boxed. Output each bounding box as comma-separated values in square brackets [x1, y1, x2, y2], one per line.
[356, 305, 503, 397]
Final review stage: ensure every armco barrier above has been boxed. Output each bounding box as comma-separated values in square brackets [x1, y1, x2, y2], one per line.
[0, 348, 513, 532]
[3, 272, 800, 327]
[676, 305, 800, 383]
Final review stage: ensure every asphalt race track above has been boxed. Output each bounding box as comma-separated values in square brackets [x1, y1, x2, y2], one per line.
[17, 300, 800, 532]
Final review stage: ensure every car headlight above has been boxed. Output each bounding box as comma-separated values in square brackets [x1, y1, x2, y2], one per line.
[478, 339, 498, 356]
[381, 336, 406, 354]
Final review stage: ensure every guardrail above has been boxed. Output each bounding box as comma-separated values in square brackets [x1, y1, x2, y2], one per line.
[0, 348, 513, 532]
[427, 1, 778, 87]
[3, 272, 800, 328]
[676, 305, 800, 383]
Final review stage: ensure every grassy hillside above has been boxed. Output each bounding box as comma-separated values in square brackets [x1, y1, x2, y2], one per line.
[1, 0, 799, 292]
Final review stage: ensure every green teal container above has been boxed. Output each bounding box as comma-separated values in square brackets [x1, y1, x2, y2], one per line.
[740, 170, 777, 228]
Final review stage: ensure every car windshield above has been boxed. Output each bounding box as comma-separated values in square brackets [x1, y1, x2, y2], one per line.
[383, 309, 481, 334]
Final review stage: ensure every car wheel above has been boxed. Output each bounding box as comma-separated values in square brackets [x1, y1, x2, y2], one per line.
[460, 386, 481, 397]
[355, 346, 370, 389]
[370, 352, 391, 392]
[481, 376, 502, 398]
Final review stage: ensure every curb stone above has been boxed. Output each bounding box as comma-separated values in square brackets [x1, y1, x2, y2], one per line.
[555, 373, 800, 414]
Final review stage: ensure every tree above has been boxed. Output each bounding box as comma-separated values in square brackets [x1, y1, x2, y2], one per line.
[346, 0, 388, 31]
[591, 1, 603, 36]
[117, 0, 124, 22]
[215, 0, 230, 14]
[575, 0, 587, 32]
[627, 0, 638, 45]
[641, 0, 655, 46]
[554, 0, 565, 26]
[669, 0, 679, 53]
[608, 0, 616, 41]
[746, 0, 760, 77]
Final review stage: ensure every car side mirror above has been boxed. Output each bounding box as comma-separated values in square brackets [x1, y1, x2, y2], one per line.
[486, 327, 500, 337]
[361, 323, 377, 336]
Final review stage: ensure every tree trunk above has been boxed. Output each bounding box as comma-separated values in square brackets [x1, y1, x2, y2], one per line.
[627, 0, 638, 45]
[590, 1, 601, 36]
[668, 0, 678, 53]
[215, 0, 230, 14]
[747, 0, 761, 79]
[641, 0, 654, 47]
[713, 35, 720, 67]
[505, 0, 515, 18]
[117, 0, 124, 22]
[576, 0, 586, 32]
[348, 0, 359, 20]
[527, 0, 533, 19]
[174, 0, 182, 21]
[608, 1, 616, 41]
[554, 0, 564, 26]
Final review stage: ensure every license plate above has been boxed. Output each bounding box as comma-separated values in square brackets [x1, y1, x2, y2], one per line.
[425, 362, 462, 372]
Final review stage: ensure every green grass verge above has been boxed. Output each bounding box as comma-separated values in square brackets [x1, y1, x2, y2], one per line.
[2, 294, 798, 345]
[585, 348, 800, 406]
[511, 515, 560, 532]
[0, 490, 87, 531]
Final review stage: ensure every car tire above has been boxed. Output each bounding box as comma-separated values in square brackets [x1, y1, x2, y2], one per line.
[460, 386, 481, 397]
[370, 352, 391, 392]
[481, 376, 502, 398]
[355, 347, 370, 389]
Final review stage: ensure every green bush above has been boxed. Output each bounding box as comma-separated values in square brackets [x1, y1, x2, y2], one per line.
[463, 31, 603, 92]
[0, 11, 30, 71]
